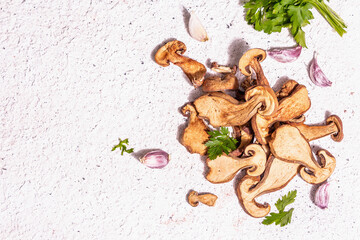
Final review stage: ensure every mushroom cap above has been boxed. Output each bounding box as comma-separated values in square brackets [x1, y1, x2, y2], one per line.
[238, 48, 267, 76]
[154, 40, 187, 67]
[326, 115, 344, 142]
[187, 190, 199, 207]
[245, 85, 278, 117]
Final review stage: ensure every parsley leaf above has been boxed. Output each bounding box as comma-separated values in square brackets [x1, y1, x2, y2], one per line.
[244, 0, 347, 47]
[262, 208, 294, 227]
[275, 190, 297, 212]
[262, 190, 296, 227]
[112, 138, 134, 155]
[205, 127, 238, 160]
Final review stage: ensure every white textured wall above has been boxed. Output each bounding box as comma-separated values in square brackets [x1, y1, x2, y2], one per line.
[1, 0, 360, 239]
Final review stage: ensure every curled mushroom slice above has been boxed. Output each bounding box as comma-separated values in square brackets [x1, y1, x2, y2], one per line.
[188, 190, 218, 207]
[290, 115, 343, 142]
[180, 103, 209, 155]
[236, 156, 300, 218]
[206, 144, 267, 184]
[269, 125, 336, 184]
[276, 79, 299, 99]
[238, 48, 269, 86]
[202, 65, 239, 92]
[194, 85, 278, 127]
[252, 83, 311, 144]
[211, 62, 234, 73]
[231, 124, 253, 157]
[154, 40, 206, 87]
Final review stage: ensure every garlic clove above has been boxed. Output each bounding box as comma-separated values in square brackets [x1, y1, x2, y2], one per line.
[267, 45, 302, 63]
[188, 11, 209, 42]
[140, 150, 170, 169]
[309, 52, 332, 87]
[314, 181, 330, 209]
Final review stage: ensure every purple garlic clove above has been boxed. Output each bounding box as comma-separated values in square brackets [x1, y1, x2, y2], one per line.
[140, 150, 170, 169]
[267, 45, 302, 63]
[309, 52, 332, 87]
[314, 181, 330, 209]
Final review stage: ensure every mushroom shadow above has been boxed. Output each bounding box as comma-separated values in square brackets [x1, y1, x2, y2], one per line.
[187, 87, 204, 102]
[272, 76, 291, 92]
[150, 37, 177, 63]
[227, 38, 250, 67]
[182, 6, 191, 35]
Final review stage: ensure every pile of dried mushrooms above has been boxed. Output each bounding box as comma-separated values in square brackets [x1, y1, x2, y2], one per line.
[155, 40, 343, 217]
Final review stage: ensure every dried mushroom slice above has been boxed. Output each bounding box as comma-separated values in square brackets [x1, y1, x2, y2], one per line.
[180, 103, 209, 155]
[239, 48, 269, 86]
[154, 40, 206, 87]
[252, 84, 311, 144]
[269, 125, 336, 184]
[193, 85, 278, 127]
[202, 65, 239, 92]
[206, 144, 267, 184]
[275, 79, 299, 99]
[231, 124, 253, 157]
[236, 156, 300, 218]
[290, 115, 343, 142]
[188, 190, 218, 207]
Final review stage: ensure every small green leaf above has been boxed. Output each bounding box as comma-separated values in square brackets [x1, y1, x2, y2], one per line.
[275, 190, 297, 212]
[205, 127, 238, 160]
[112, 138, 134, 155]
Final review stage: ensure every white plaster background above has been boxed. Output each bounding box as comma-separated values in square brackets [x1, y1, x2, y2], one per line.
[1, 0, 360, 239]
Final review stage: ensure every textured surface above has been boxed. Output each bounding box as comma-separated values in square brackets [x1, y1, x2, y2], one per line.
[1, 0, 360, 239]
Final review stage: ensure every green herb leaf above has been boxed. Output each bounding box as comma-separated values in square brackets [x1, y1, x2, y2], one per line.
[275, 190, 297, 212]
[244, 0, 347, 47]
[112, 138, 134, 155]
[262, 190, 296, 227]
[262, 208, 294, 227]
[205, 127, 238, 160]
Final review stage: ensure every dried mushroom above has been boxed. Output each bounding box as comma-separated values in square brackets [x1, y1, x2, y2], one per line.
[202, 65, 239, 92]
[231, 124, 253, 157]
[269, 125, 336, 184]
[237, 156, 300, 218]
[181, 103, 209, 155]
[252, 83, 311, 145]
[206, 144, 266, 184]
[155, 40, 206, 87]
[193, 85, 278, 127]
[290, 115, 343, 142]
[188, 190, 218, 207]
[238, 48, 269, 86]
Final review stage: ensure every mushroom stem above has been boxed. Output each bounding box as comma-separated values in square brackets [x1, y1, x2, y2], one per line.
[250, 59, 269, 86]
[290, 115, 343, 142]
[187, 190, 218, 207]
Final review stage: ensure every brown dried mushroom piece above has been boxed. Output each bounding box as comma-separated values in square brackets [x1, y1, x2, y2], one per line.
[239, 48, 269, 86]
[276, 79, 299, 99]
[180, 103, 209, 155]
[188, 190, 218, 207]
[290, 115, 344, 142]
[252, 83, 311, 145]
[206, 144, 267, 184]
[269, 125, 336, 184]
[202, 65, 239, 92]
[193, 85, 278, 127]
[210, 62, 235, 73]
[231, 124, 253, 157]
[154, 40, 206, 87]
[237, 156, 300, 218]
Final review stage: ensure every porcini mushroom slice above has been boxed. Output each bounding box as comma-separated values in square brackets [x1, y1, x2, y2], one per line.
[194, 86, 278, 127]
[269, 125, 336, 184]
[206, 144, 267, 184]
[236, 156, 300, 218]
[180, 103, 209, 155]
[290, 115, 343, 142]
[238, 48, 269, 86]
[252, 84, 311, 145]
[276, 79, 299, 99]
[202, 66, 239, 92]
[187, 190, 218, 207]
[154, 40, 206, 87]
[231, 124, 253, 157]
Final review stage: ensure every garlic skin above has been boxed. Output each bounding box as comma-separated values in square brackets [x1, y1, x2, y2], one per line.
[140, 150, 170, 169]
[309, 52, 332, 87]
[189, 11, 209, 42]
[267, 46, 302, 63]
[314, 181, 330, 209]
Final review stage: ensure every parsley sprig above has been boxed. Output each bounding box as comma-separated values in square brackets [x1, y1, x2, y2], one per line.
[262, 190, 297, 227]
[205, 127, 238, 160]
[244, 0, 347, 47]
[112, 138, 134, 155]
